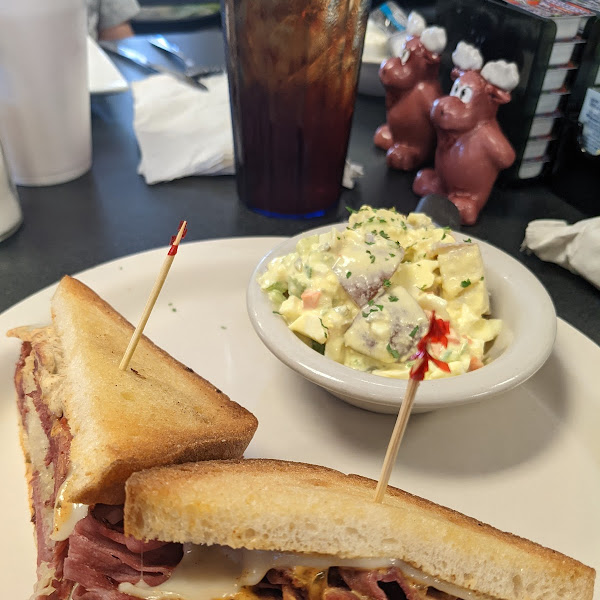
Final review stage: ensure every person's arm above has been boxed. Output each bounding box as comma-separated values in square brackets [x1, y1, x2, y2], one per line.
[96, 0, 140, 40]
[99, 22, 135, 41]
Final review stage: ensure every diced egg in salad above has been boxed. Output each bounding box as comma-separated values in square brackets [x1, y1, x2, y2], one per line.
[258, 206, 501, 380]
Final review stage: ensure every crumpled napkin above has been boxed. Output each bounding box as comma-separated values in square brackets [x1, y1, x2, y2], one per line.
[521, 217, 600, 289]
[132, 73, 234, 183]
[131, 73, 363, 188]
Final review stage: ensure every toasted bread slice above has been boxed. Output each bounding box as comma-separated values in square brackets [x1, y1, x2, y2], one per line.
[125, 459, 595, 600]
[11, 276, 258, 506]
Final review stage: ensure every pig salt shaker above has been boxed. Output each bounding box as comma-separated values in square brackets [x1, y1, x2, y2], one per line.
[374, 12, 446, 171]
[413, 42, 518, 225]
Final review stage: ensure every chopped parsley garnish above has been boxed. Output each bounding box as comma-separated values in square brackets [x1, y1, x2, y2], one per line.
[461, 279, 472, 288]
[368, 300, 374, 306]
[409, 325, 419, 338]
[368, 216, 375, 223]
[387, 344, 400, 359]
[388, 295, 398, 302]
[305, 265, 312, 278]
[379, 218, 387, 224]
[312, 340, 326, 355]
[480, 276, 484, 281]
[272, 310, 282, 315]
[383, 279, 391, 287]
[345, 206, 358, 214]
[319, 318, 329, 338]
[419, 284, 428, 291]
[441, 232, 447, 240]
[362, 304, 383, 318]
[400, 221, 407, 231]
[346, 271, 352, 278]
[464, 238, 472, 243]
[390, 253, 396, 257]
[379, 230, 390, 239]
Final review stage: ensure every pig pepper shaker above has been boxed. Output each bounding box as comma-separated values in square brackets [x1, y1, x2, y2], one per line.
[374, 12, 447, 171]
[413, 42, 518, 225]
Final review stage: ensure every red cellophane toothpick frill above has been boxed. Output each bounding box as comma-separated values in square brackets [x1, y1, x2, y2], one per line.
[409, 312, 451, 381]
[374, 311, 451, 502]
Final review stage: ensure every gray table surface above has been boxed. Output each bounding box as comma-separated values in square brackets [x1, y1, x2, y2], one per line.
[1, 28, 599, 347]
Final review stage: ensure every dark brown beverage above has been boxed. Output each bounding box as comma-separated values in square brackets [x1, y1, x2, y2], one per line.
[223, 0, 369, 217]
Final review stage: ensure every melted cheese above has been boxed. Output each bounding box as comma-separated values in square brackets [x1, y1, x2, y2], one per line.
[119, 545, 399, 600]
[51, 480, 89, 541]
[118, 544, 491, 600]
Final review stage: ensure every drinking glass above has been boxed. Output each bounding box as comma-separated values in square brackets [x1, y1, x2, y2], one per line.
[222, 0, 370, 217]
[0, 0, 91, 186]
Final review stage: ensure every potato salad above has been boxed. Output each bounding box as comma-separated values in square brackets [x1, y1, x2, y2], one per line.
[258, 206, 501, 380]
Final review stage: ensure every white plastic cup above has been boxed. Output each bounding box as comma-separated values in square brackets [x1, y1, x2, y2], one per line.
[0, 0, 91, 186]
[0, 140, 22, 242]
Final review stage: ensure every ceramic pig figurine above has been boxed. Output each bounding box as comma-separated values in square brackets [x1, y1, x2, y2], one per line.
[413, 42, 518, 225]
[374, 12, 447, 170]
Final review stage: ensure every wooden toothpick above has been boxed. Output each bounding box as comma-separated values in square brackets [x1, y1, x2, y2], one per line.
[119, 220, 188, 371]
[373, 313, 451, 503]
[373, 376, 420, 503]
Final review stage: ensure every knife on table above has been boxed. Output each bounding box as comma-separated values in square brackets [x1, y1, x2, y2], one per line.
[99, 40, 208, 91]
[148, 35, 224, 79]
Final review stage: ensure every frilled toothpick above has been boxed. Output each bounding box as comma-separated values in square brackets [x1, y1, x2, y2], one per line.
[119, 220, 188, 371]
[374, 312, 450, 502]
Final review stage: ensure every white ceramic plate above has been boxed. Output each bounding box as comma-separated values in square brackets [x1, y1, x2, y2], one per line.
[87, 36, 128, 95]
[1, 238, 599, 599]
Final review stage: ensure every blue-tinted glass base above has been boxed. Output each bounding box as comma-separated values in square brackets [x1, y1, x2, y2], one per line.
[249, 206, 328, 219]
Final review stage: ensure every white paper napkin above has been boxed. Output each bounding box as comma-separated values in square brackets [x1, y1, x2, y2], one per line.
[131, 73, 363, 188]
[132, 73, 234, 183]
[521, 217, 600, 289]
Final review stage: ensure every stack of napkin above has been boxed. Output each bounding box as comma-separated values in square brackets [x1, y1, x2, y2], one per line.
[521, 217, 600, 289]
[131, 73, 363, 188]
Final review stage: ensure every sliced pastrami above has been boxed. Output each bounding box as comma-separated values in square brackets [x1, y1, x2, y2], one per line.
[64, 506, 182, 599]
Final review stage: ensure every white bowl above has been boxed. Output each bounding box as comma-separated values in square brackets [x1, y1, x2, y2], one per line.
[247, 225, 556, 414]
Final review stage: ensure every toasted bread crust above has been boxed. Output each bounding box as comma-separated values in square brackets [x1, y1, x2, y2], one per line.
[19, 276, 257, 505]
[125, 459, 595, 600]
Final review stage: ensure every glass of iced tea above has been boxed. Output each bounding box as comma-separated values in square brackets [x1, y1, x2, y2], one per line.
[222, 0, 370, 217]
